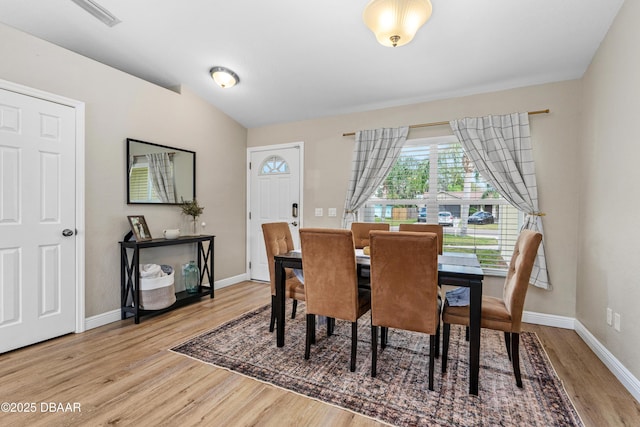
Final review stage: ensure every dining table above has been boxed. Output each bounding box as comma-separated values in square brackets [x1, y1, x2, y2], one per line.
[274, 249, 485, 395]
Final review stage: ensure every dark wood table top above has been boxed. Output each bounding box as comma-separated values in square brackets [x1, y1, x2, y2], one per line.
[276, 250, 484, 279]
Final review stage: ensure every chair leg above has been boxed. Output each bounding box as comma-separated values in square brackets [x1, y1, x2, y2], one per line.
[291, 300, 298, 319]
[381, 326, 388, 348]
[504, 331, 512, 361]
[465, 325, 469, 341]
[327, 317, 335, 336]
[371, 325, 378, 377]
[512, 332, 523, 388]
[305, 314, 314, 360]
[435, 320, 441, 359]
[442, 322, 450, 373]
[428, 334, 436, 391]
[350, 321, 358, 372]
[269, 295, 276, 332]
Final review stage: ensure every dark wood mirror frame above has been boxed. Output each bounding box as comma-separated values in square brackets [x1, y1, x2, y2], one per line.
[126, 138, 196, 205]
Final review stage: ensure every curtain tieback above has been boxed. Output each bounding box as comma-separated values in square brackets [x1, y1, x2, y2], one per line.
[527, 212, 546, 217]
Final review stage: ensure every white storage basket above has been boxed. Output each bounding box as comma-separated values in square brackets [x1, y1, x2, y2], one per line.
[139, 267, 176, 310]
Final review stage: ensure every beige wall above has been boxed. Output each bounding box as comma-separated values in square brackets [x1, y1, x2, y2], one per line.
[0, 24, 248, 317]
[580, 0, 640, 379]
[248, 80, 582, 318]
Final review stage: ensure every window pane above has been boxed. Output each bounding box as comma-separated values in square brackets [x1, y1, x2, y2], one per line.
[129, 167, 149, 202]
[129, 165, 161, 203]
[376, 146, 430, 199]
[260, 155, 289, 175]
[363, 137, 522, 273]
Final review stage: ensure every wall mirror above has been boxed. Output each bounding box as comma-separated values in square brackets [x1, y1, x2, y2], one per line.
[126, 138, 196, 205]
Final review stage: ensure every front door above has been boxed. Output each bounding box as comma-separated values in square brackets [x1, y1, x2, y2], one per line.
[0, 87, 77, 353]
[248, 144, 303, 281]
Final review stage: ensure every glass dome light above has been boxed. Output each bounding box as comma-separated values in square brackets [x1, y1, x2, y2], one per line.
[363, 0, 432, 47]
[210, 66, 239, 88]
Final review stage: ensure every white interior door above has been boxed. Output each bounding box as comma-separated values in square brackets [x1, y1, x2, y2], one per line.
[248, 144, 302, 281]
[0, 87, 77, 353]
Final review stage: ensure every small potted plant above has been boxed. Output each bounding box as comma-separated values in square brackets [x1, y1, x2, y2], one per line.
[181, 198, 204, 235]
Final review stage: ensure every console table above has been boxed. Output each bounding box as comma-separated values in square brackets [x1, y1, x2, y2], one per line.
[120, 233, 215, 323]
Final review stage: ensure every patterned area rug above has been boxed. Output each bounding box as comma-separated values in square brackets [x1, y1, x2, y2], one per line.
[172, 303, 583, 427]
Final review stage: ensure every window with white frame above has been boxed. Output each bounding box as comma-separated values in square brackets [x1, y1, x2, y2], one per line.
[361, 135, 523, 274]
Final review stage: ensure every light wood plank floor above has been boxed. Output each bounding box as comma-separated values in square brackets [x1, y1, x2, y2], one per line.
[0, 281, 638, 426]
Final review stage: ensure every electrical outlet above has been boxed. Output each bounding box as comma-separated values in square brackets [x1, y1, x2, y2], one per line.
[606, 308, 612, 326]
[328, 208, 337, 217]
[315, 208, 323, 217]
[614, 313, 621, 332]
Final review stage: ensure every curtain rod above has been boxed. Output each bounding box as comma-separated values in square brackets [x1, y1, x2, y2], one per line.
[341, 109, 550, 137]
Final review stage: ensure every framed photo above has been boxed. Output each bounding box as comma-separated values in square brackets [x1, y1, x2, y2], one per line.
[127, 215, 152, 241]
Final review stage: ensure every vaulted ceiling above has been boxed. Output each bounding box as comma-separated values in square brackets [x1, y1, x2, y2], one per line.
[0, 0, 624, 128]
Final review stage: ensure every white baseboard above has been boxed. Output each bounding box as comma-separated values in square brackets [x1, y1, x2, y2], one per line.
[523, 311, 639, 403]
[212, 273, 249, 290]
[85, 309, 121, 330]
[84, 273, 250, 330]
[522, 310, 575, 329]
[574, 320, 640, 403]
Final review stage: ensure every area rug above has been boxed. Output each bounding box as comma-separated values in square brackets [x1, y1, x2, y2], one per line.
[171, 302, 583, 427]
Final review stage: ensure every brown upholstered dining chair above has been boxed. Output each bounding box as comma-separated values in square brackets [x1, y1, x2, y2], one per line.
[350, 222, 390, 249]
[441, 229, 543, 387]
[398, 223, 445, 356]
[351, 222, 390, 280]
[369, 230, 440, 390]
[262, 222, 305, 332]
[299, 228, 371, 372]
[398, 223, 444, 254]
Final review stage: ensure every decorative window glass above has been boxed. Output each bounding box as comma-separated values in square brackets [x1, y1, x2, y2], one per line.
[260, 155, 290, 175]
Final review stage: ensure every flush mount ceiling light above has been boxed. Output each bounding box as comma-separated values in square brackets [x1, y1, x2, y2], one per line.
[70, 0, 121, 27]
[210, 67, 240, 89]
[363, 0, 432, 47]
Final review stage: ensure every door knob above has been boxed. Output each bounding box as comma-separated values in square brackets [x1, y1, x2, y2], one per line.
[290, 221, 298, 227]
[62, 229, 75, 237]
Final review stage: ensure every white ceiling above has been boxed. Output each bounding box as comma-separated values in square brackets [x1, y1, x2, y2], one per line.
[0, 0, 624, 128]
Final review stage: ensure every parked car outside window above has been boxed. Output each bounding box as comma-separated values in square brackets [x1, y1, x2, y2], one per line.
[467, 211, 494, 225]
[438, 211, 453, 226]
[417, 207, 427, 222]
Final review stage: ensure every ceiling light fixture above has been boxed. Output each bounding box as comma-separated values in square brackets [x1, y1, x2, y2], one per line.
[210, 67, 240, 89]
[363, 0, 432, 47]
[70, 0, 121, 27]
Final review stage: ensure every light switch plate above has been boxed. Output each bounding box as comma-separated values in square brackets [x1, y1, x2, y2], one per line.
[328, 208, 337, 217]
[315, 208, 323, 217]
